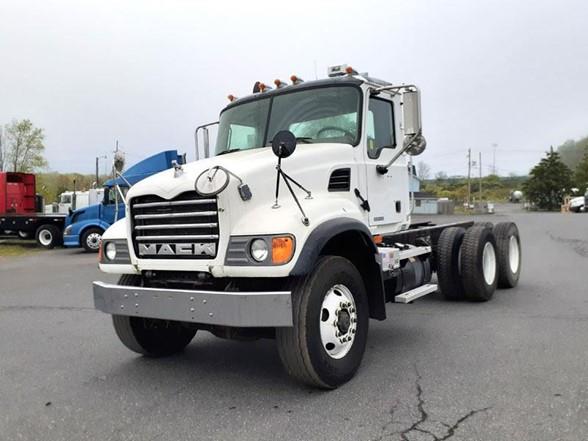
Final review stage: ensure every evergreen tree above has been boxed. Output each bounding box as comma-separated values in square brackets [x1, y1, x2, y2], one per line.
[574, 148, 588, 194]
[522, 148, 573, 210]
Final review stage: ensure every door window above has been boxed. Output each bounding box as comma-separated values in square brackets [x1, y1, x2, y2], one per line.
[366, 98, 395, 159]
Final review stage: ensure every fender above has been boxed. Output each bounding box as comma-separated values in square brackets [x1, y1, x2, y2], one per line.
[290, 217, 387, 320]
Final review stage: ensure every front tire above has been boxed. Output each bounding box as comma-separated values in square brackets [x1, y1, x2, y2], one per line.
[111, 275, 196, 357]
[276, 256, 369, 389]
[81, 227, 103, 252]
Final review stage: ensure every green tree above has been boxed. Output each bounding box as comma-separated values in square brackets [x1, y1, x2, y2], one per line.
[557, 136, 588, 170]
[522, 148, 573, 210]
[4, 119, 48, 172]
[574, 147, 588, 193]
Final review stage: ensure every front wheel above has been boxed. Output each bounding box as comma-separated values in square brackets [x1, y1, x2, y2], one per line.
[276, 256, 369, 389]
[81, 227, 103, 252]
[111, 275, 196, 357]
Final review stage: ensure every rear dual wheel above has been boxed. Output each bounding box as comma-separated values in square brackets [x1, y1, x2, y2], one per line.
[493, 222, 521, 288]
[461, 226, 498, 301]
[35, 224, 62, 249]
[438, 223, 521, 301]
[437, 225, 503, 301]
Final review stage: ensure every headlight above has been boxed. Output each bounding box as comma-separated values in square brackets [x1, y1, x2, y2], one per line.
[64, 225, 72, 235]
[105, 242, 117, 260]
[250, 239, 269, 262]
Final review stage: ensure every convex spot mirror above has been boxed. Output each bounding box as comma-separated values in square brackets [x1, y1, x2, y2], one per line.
[271, 130, 297, 158]
[404, 134, 427, 156]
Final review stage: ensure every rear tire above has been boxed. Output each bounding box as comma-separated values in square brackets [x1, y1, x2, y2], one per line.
[112, 275, 196, 357]
[81, 227, 103, 253]
[35, 224, 62, 249]
[276, 256, 369, 389]
[461, 226, 498, 302]
[493, 222, 521, 288]
[437, 227, 466, 300]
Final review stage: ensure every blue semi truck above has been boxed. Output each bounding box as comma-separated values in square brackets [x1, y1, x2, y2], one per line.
[63, 150, 185, 252]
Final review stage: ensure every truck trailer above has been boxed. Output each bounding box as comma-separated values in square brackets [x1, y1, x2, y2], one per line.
[0, 172, 66, 248]
[92, 65, 522, 388]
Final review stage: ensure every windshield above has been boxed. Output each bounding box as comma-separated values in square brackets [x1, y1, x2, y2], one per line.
[215, 85, 361, 155]
[103, 186, 129, 205]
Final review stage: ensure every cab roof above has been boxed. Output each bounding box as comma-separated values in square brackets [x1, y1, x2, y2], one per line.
[223, 75, 365, 112]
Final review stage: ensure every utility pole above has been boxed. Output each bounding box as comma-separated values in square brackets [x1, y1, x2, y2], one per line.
[479, 151, 483, 203]
[95, 155, 107, 187]
[492, 143, 498, 175]
[467, 148, 472, 209]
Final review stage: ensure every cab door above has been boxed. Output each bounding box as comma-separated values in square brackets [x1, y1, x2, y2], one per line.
[364, 95, 409, 229]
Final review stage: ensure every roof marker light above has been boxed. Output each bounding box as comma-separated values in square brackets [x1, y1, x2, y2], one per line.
[227, 94, 238, 102]
[274, 79, 288, 88]
[290, 75, 304, 85]
[258, 82, 273, 92]
[327, 64, 358, 77]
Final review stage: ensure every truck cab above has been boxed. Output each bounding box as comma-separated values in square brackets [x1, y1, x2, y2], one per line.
[63, 150, 185, 252]
[93, 66, 522, 388]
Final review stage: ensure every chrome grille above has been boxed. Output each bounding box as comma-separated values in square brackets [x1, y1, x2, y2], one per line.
[130, 191, 219, 259]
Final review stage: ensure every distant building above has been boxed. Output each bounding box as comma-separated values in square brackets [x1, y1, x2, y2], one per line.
[413, 192, 439, 214]
[408, 165, 440, 214]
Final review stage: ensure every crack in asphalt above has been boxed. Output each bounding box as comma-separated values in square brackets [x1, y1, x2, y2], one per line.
[372, 365, 491, 441]
[548, 232, 588, 258]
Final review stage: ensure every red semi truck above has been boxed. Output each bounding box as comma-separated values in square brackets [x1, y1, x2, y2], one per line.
[0, 172, 66, 248]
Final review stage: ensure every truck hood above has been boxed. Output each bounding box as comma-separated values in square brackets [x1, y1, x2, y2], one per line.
[126, 143, 356, 202]
[66, 203, 100, 226]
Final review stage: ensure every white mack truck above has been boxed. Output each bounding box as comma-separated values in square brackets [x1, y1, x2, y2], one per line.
[93, 65, 522, 388]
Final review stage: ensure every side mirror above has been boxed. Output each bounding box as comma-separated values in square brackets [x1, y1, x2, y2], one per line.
[402, 89, 426, 156]
[402, 89, 422, 136]
[271, 130, 297, 158]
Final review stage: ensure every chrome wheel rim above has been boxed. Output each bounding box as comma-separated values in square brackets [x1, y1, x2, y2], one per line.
[508, 235, 520, 274]
[319, 284, 357, 360]
[482, 242, 497, 285]
[86, 233, 101, 250]
[39, 230, 52, 246]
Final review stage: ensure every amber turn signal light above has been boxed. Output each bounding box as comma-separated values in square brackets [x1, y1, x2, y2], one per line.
[272, 236, 295, 265]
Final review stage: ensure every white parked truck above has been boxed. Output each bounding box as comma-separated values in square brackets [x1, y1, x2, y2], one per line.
[93, 65, 522, 388]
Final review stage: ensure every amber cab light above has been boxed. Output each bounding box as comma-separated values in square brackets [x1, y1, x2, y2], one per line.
[272, 236, 295, 265]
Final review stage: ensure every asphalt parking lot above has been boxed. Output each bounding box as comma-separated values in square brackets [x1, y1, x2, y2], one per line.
[1, 205, 587, 441]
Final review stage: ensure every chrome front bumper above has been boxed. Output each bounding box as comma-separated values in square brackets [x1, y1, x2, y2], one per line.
[92, 281, 293, 327]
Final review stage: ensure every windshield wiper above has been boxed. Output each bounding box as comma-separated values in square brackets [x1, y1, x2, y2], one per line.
[216, 148, 242, 156]
[265, 137, 313, 147]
